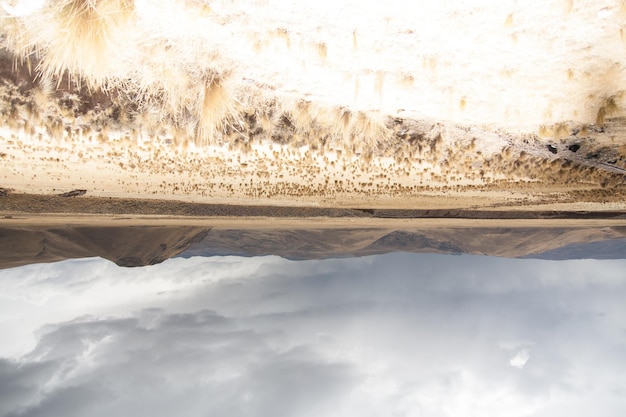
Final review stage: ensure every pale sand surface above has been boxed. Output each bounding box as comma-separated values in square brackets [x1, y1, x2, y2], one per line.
[1, 2, 625, 213]
[2, 125, 624, 211]
[3, 213, 626, 229]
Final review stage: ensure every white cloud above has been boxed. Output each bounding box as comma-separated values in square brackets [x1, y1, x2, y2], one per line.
[510, 349, 530, 369]
[0, 253, 625, 417]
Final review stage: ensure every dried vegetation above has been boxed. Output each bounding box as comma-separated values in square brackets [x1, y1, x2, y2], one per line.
[0, 0, 624, 206]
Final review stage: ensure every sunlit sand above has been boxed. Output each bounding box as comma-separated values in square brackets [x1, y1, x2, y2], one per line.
[0, 0, 625, 212]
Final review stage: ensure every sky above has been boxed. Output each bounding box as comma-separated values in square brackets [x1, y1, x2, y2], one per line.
[0, 252, 625, 417]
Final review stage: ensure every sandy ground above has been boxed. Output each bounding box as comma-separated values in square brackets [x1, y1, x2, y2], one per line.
[2, 210, 626, 229]
[1, 124, 625, 211]
[1, 70, 624, 210]
[1, 2, 625, 211]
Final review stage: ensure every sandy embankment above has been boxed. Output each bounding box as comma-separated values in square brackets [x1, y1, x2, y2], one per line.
[0, 1, 625, 211]
[1, 95, 624, 212]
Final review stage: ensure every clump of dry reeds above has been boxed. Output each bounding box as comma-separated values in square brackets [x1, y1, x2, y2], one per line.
[0, 0, 244, 145]
[44, 0, 134, 85]
[269, 98, 393, 151]
[1, 0, 135, 86]
[1, 0, 403, 153]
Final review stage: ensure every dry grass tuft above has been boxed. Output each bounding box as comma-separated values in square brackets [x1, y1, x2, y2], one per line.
[273, 27, 290, 48]
[197, 75, 240, 144]
[350, 111, 391, 149]
[554, 123, 569, 138]
[596, 96, 619, 127]
[269, 98, 393, 152]
[538, 123, 570, 139]
[0, 14, 34, 62]
[316, 42, 327, 60]
[35, 0, 135, 86]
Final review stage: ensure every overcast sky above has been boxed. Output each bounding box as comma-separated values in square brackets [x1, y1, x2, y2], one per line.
[0, 253, 625, 417]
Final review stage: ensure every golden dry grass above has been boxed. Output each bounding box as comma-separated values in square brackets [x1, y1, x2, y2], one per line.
[272, 98, 393, 151]
[198, 75, 241, 144]
[0, 0, 624, 205]
[596, 96, 619, 127]
[32, 0, 134, 86]
[1, 0, 236, 145]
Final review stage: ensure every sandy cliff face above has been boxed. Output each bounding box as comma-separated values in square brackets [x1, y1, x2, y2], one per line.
[0, 0, 625, 207]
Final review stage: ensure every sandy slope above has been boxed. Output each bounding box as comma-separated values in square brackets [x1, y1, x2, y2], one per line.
[0, 1, 625, 209]
[0, 72, 624, 210]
